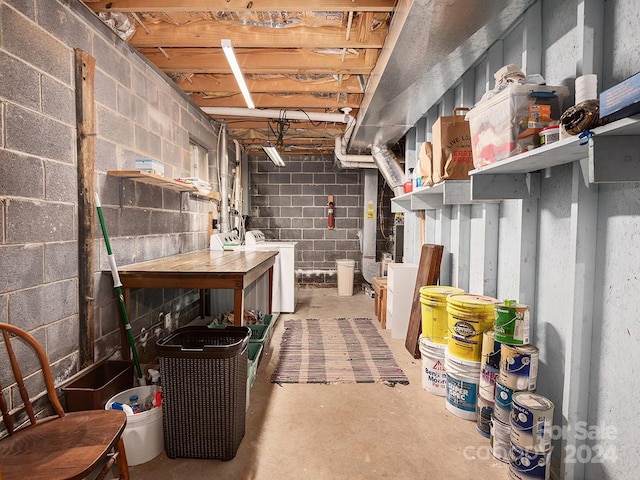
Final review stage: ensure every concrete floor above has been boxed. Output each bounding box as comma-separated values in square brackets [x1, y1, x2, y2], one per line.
[131, 287, 509, 479]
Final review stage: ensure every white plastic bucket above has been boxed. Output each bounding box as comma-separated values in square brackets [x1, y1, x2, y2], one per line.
[419, 337, 447, 396]
[106, 386, 164, 466]
[336, 259, 355, 296]
[445, 349, 481, 421]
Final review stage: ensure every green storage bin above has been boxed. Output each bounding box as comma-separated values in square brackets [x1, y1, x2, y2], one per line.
[247, 342, 263, 389]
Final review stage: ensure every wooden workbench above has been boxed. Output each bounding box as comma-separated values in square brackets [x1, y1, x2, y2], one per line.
[109, 249, 278, 329]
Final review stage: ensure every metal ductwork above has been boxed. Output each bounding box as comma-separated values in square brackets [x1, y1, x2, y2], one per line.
[371, 144, 405, 197]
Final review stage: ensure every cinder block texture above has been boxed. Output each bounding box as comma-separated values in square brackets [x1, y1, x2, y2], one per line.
[5, 104, 75, 163]
[249, 155, 363, 286]
[0, 244, 44, 293]
[2, 0, 217, 393]
[0, 51, 40, 110]
[8, 279, 77, 331]
[6, 199, 75, 244]
[1, 4, 71, 84]
[0, 150, 44, 198]
[44, 241, 78, 283]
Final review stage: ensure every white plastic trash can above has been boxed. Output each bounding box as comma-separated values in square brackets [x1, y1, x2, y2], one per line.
[106, 385, 164, 466]
[336, 259, 356, 296]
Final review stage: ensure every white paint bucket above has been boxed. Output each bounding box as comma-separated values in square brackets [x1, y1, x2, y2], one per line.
[490, 414, 511, 463]
[445, 349, 481, 421]
[508, 442, 552, 480]
[106, 385, 164, 466]
[510, 392, 555, 452]
[419, 337, 447, 396]
[499, 344, 539, 391]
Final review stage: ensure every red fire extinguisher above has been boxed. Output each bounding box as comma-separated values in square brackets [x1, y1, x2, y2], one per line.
[327, 195, 335, 229]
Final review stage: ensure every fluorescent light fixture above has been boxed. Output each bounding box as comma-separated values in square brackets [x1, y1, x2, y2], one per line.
[262, 146, 286, 167]
[221, 38, 255, 109]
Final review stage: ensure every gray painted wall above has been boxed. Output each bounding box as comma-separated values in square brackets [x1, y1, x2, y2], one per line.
[0, 0, 218, 400]
[410, 1, 640, 478]
[248, 155, 364, 287]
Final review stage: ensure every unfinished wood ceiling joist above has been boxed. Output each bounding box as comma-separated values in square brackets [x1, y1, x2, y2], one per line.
[81, 0, 396, 156]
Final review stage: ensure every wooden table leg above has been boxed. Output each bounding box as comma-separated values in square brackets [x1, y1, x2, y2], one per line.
[233, 288, 244, 326]
[268, 265, 273, 314]
[199, 289, 206, 318]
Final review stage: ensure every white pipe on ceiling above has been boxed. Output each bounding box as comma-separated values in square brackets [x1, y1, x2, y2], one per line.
[201, 107, 352, 124]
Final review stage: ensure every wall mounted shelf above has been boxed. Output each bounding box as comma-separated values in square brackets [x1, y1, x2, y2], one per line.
[391, 179, 496, 212]
[470, 115, 640, 200]
[107, 170, 221, 201]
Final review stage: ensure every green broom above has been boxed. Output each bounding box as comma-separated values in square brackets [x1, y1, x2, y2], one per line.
[95, 193, 145, 385]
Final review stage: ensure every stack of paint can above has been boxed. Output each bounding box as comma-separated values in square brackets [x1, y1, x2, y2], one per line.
[476, 329, 500, 437]
[509, 392, 554, 479]
[419, 286, 464, 397]
[490, 300, 538, 464]
[444, 293, 498, 421]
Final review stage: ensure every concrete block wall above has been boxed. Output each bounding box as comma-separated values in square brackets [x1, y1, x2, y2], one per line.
[248, 155, 363, 287]
[0, 0, 218, 400]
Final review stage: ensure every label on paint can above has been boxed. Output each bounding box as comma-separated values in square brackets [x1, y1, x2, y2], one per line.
[510, 392, 555, 452]
[446, 373, 478, 413]
[481, 329, 501, 370]
[490, 415, 511, 463]
[508, 443, 552, 480]
[495, 302, 530, 345]
[477, 395, 494, 438]
[479, 364, 499, 402]
[500, 344, 539, 391]
[494, 380, 514, 424]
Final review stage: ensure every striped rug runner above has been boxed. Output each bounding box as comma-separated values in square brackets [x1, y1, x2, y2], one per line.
[271, 317, 409, 385]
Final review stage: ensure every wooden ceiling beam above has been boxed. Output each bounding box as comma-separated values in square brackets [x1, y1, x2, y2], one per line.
[129, 23, 388, 48]
[140, 48, 378, 74]
[174, 74, 364, 94]
[85, 0, 396, 13]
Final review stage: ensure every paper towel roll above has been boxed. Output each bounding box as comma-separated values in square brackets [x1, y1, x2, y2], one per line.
[575, 74, 598, 104]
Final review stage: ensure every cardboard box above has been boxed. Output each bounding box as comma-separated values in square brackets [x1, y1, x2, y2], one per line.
[135, 158, 165, 177]
[466, 84, 569, 168]
[600, 72, 640, 119]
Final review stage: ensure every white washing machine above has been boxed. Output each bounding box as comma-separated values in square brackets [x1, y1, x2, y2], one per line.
[245, 230, 298, 313]
[208, 231, 273, 317]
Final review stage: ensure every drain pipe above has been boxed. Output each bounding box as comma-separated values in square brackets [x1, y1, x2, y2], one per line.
[219, 124, 230, 233]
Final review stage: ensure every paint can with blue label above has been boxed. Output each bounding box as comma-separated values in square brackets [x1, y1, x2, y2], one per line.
[499, 344, 539, 391]
[445, 349, 481, 421]
[510, 392, 554, 453]
[490, 414, 511, 463]
[495, 300, 530, 345]
[494, 379, 515, 424]
[508, 442, 552, 480]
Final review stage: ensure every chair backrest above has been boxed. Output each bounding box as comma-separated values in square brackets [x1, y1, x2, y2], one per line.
[0, 323, 65, 435]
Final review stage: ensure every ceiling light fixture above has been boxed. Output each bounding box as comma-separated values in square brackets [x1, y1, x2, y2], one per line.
[221, 39, 255, 109]
[262, 146, 286, 167]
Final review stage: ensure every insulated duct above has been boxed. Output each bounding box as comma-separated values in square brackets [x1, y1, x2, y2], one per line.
[371, 144, 405, 196]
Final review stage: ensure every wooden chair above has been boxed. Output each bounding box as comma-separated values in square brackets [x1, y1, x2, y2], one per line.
[0, 323, 130, 480]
